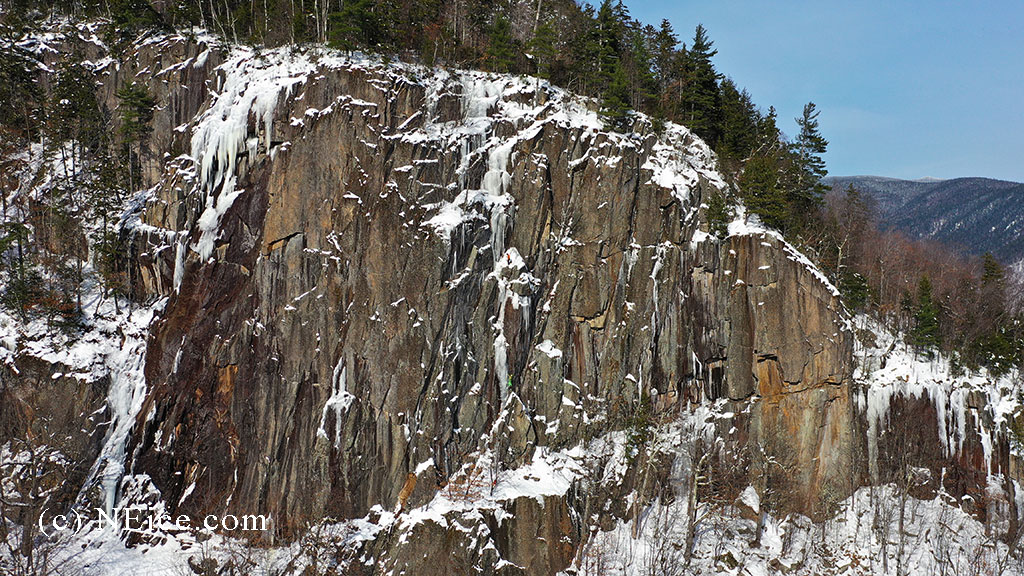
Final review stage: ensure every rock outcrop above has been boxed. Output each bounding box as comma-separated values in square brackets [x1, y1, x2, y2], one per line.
[110, 36, 857, 557]
[24, 28, 1009, 575]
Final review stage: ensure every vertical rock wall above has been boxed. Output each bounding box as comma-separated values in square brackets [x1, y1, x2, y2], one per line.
[5, 26, 1022, 576]
[120, 43, 856, 544]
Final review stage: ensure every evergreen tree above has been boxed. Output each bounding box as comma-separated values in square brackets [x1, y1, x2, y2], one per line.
[87, 149, 130, 308]
[739, 151, 787, 229]
[117, 82, 155, 192]
[717, 78, 758, 163]
[0, 256, 43, 321]
[981, 252, 1005, 286]
[567, 5, 603, 94]
[738, 107, 791, 229]
[705, 190, 731, 238]
[623, 24, 657, 111]
[49, 60, 101, 141]
[787, 102, 829, 225]
[595, 0, 625, 89]
[601, 60, 632, 131]
[754, 106, 783, 154]
[593, 0, 632, 130]
[977, 327, 1015, 376]
[651, 19, 678, 94]
[840, 271, 870, 312]
[0, 41, 43, 138]
[328, 0, 386, 52]
[971, 251, 1013, 372]
[528, 20, 557, 79]
[107, 0, 164, 45]
[679, 24, 721, 143]
[793, 102, 828, 179]
[118, 83, 155, 144]
[485, 16, 515, 73]
[978, 251, 1007, 325]
[911, 276, 941, 354]
[48, 59, 103, 178]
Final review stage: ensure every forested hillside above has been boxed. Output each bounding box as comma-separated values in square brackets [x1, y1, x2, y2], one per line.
[827, 175, 1024, 266]
[819, 177, 1024, 374]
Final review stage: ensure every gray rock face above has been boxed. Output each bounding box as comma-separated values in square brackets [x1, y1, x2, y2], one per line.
[119, 40, 855, 547]
[0, 357, 110, 512]
[3, 33, 867, 573]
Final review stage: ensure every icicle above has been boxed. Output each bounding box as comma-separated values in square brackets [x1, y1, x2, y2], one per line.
[494, 333, 509, 404]
[650, 243, 667, 336]
[318, 356, 354, 448]
[172, 234, 186, 292]
[189, 48, 314, 260]
[77, 304, 162, 515]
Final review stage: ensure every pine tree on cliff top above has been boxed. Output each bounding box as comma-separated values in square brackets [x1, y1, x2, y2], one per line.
[789, 102, 829, 211]
[595, 0, 631, 130]
[718, 77, 758, 164]
[485, 16, 516, 73]
[528, 20, 558, 79]
[651, 19, 679, 95]
[680, 24, 722, 144]
[595, 0, 626, 86]
[739, 107, 788, 230]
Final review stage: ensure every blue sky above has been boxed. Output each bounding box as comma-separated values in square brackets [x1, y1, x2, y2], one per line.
[622, 1, 1024, 181]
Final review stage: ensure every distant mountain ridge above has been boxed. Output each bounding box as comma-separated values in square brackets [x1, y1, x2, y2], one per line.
[826, 175, 1024, 269]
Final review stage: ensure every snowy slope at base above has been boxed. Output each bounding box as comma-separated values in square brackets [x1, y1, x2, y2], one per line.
[571, 484, 1022, 576]
[20, 391, 1024, 576]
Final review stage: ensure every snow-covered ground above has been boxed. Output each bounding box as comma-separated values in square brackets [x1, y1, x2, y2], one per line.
[576, 483, 1022, 576]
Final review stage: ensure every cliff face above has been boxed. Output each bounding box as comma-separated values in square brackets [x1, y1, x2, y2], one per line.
[118, 37, 855, 548]
[7, 27, 1020, 576]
